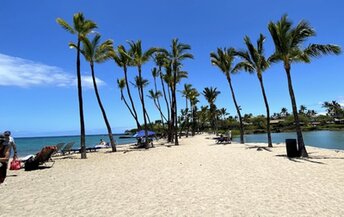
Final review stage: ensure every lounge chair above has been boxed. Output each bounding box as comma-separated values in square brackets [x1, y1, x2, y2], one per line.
[52, 142, 65, 155]
[61, 142, 75, 155]
[24, 146, 57, 171]
[71, 146, 101, 153]
[215, 136, 231, 144]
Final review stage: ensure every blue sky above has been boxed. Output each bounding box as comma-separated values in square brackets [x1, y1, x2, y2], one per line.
[1, 0, 343, 137]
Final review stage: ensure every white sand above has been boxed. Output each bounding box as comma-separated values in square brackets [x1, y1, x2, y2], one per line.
[1, 134, 344, 217]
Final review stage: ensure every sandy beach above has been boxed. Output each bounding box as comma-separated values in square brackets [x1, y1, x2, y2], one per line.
[1, 134, 344, 217]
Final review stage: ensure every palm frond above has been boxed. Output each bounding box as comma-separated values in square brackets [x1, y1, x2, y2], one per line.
[56, 18, 75, 34]
[304, 44, 341, 57]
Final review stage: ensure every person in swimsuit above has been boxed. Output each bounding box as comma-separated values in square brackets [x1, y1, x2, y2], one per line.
[0, 131, 17, 184]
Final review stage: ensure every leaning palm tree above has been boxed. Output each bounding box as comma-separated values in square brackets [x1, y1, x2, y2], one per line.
[153, 51, 170, 125]
[235, 34, 272, 147]
[75, 34, 117, 152]
[128, 41, 157, 148]
[268, 15, 341, 157]
[148, 89, 167, 124]
[151, 68, 166, 124]
[117, 78, 138, 122]
[168, 39, 193, 145]
[210, 47, 245, 144]
[113, 45, 141, 129]
[56, 13, 97, 159]
[202, 87, 221, 134]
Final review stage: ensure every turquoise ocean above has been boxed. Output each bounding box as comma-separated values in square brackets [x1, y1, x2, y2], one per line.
[14, 134, 137, 157]
[13, 130, 344, 157]
[232, 130, 344, 150]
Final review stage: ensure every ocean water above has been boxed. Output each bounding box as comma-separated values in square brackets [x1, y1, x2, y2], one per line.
[13, 134, 137, 157]
[233, 130, 344, 150]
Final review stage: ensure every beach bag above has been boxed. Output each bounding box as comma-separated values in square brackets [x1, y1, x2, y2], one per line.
[10, 158, 21, 170]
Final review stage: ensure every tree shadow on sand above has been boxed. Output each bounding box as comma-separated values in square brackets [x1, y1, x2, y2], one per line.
[246, 145, 272, 152]
[275, 152, 344, 164]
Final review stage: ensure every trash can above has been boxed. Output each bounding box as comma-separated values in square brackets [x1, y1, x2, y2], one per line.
[285, 139, 300, 158]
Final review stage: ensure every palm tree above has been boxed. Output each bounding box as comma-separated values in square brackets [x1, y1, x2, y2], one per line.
[202, 87, 221, 134]
[210, 48, 245, 144]
[56, 13, 97, 159]
[74, 34, 117, 152]
[322, 101, 344, 118]
[181, 84, 193, 137]
[235, 34, 272, 147]
[189, 88, 200, 136]
[128, 40, 157, 148]
[113, 45, 141, 129]
[147, 89, 167, 124]
[268, 15, 341, 157]
[168, 39, 193, 145]
[117, 78, 138, 121]
[299, 105, 307, 115]
[151, 67, 166, 124]
[280, 107, 288, 117]
[132, 75, 152, 125]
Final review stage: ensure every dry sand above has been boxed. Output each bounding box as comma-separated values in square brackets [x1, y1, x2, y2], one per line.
[1, 134, 344, 217]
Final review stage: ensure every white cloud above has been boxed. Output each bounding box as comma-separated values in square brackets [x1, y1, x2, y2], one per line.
[0, 53, 105, 88]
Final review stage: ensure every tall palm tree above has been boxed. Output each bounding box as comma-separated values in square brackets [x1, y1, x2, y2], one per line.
[181, 83, 193, 137]
[56, 13, 97, 159]
[189, 88, 200, 136]
[117, 78, 138, 121]
[148, 89, 167, 123]
[128, 40, 157, 148]
[153, 52, 170, 125]
[75, 34, 116, 152]
[151, 67, 166, 124]
[268, 15, 341, 157]
[168, 39, 193, 145]
[132, 75, 152, 125]
[113, 45, 141, 129]
[210, 48, 245, 144]
[235, 34, 272, 147]
[202, 87, 221, 134]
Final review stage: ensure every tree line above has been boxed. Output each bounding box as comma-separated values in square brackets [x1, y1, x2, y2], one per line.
[57, 13, 341, 158]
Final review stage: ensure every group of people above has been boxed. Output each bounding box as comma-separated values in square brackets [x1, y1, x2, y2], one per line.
[0, 131, 17, 184]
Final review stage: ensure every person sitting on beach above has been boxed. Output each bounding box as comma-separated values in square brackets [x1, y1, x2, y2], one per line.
[98, 139, 106, 146]
[0, 131, 18, 184]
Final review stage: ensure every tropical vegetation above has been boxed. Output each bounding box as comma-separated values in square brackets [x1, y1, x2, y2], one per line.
[57, 13, 342, 157]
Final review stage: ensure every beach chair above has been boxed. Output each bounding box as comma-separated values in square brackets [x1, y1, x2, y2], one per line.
[216, 136, 230, 144]
[61, 142, 75, 155]
[24, 146, 57, 171]
[52, 142, 65, 155]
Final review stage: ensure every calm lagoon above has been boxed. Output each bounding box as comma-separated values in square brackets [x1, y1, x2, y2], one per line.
[233, 130, 344, 150]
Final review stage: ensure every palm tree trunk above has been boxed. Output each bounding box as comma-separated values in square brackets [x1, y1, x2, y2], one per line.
[285, 65, 308, 157]
[227, 74, 244, 144]
[124, 66, 141, 129]
[168, 85, 174, 143]
[90, 63, 116, 152]
[153, 77, 164, 125]
[77, 39, 87, 159]
[120, 90, 136, 120]
[258, 75, 272, 147]
[138, 66, 149, 148]
[159, 68, 170, 124]
[173, 70, 179, 146]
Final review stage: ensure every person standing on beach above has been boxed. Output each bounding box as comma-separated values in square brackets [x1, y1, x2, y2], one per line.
[0, 131, 18, 184]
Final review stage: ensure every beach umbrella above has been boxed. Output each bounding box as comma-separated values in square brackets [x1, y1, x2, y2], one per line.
[133, 130, 155, 138]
